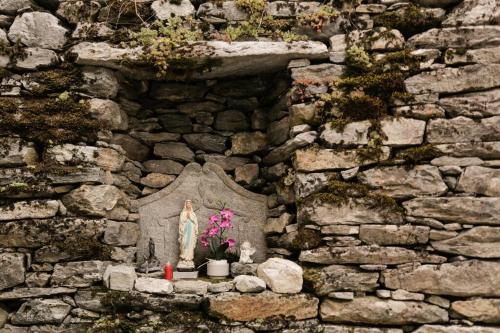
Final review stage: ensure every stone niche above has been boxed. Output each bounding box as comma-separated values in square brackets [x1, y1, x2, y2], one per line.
[135, 162, 268, 267]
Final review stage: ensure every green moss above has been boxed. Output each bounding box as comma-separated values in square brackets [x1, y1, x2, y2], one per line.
[27, 67, 82, 95]
[298, 4, 340, 32]
[336, 72, 406, 101]
[335, 93, 387, 121]
[373, 4, 441, 38]
[290, 227, 322, 250]
[235, 0, 267, 14]
[397, 144, 440, 163]
[89, 315, 138, 333]
[53, 236, 112, 261]
[345, 45, 372, 73]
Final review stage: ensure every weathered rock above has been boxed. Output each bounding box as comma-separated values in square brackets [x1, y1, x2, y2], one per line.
[304, 265, 379, 295]
[299, 246, 444, 265]
[323, 327, 403, 333]
[406, 64, 500, 95]
[134, 277, 173, 295]
[140, 173, 174, 189]
[150, 82, 207, 102]
[451, 299, 500, 323]
[427, 116, 500, 144]
[152, 0, 195, 19]
[289, 103, 322, 126]
[0, 0, 33, 15]
[431, 226, 500, 258]
[263, 131, 317, 165]
[0, 200, 59, 221]
[103, 221, 139, 246]
[294, 147, 391, 172]
[443, 0, 500, 27]
[414, 325, 500, 333]
[408, 26, 500, 50]
[154, 142, 194, 162]
[439, 89, 500, 118]
[0, 287, 76, 300]
[231, 263, 258, 277]
[214, 110, 249, 132]
[62, 185, 129, 221]
[358, 165, 447, 199]
[394, 103, 446, 120]
[446, 46, 500, 65]
[434, 141, 500, 159]
[8, 12, 68, 50]
[231, 132, 267, 155]
[88, 98, 128, 131]
[359, 225, 430, 245]
[456, 166, 500, 196]
[173, 280, 209, 295]
[257, 258, 303, 293]
[234, 275, 266, 293]
[383, 260, 500, 296]
[404, 197, 500, 225]
[264, 213, 293, 234]
[111, 134, 149, 162]
[178, 101, 224, 114]
[431, 156, 482, 167]
[200, 154, 249, 171]
[0, 253, 25, 290]
[11, 299, 71, 325]
[46, 144, 125, 172]
[294, 172, 339, 199]
[0, 138, 38, 167]
[143, 160, 184, 175]
[391, 289, 425, 301]
[234, 163, 259, 184]
[208, 281, 234, 293]
[159, 114, 192, 133]
[298, 196, 403, 225]
[290, 64, 344, 84]
[103, 265, 137, 291]
[207, 292, 318, 321]
[56, 0, 100, 24]
[14, 47, 58, 70]
[183, 133, 227, 153]
[52, 261, 107, 288]
[80, 67, 119, 99]
[320, 297, 448, 325]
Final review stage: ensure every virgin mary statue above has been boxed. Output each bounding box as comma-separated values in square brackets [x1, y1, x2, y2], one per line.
[177, 200, 198, 270]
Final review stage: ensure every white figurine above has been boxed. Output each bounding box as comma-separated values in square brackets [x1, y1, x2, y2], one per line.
[239, 241, 256, 264]
[177, 200, 198, 270]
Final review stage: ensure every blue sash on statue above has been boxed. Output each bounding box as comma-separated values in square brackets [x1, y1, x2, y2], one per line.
[183, 219, 193, 250]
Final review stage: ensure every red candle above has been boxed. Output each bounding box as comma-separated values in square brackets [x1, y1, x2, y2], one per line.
[164, 262, 173, 281]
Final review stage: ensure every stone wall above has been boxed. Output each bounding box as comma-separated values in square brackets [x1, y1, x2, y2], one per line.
[0, 0, 499, 332]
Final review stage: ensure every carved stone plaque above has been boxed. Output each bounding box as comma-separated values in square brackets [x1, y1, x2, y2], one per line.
[135, 163, 268, 267]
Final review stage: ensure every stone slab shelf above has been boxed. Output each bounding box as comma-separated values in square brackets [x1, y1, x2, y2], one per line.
[68, 41, 329, 79]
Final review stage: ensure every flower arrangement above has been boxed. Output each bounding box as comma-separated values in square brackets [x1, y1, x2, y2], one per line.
[200, 208, 236, 260]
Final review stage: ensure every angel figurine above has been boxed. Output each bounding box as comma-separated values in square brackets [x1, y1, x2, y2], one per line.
[239, 241, 256, 264]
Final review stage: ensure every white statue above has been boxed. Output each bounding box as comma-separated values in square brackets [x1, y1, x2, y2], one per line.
[177, 200, 198, 270]
[239, 241, 256, 264]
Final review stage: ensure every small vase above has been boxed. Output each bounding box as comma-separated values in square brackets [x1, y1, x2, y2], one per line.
[206, 259, 229, 278]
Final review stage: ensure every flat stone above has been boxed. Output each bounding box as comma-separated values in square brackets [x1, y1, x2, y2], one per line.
[0, 287, 76, 300]
[414, 325, 500, 333]
[406, 64, 500, 95]
[431, 157, 482, 167]
[299, 246, 444, 265]
[427, 116, 500, 144]
[456, 166, 500, 196]
[150, 82, 207, 102]
[263, 131, 317, 165]
[8, 12, 68, 50]
[111, 133, 150, 162]
[451, 299, 500, 323]
[294, 172, 339, 199]
[322, 118, 424, 147]
[11, 299, 71, 325]
[200, 154, 249, 171]
[234, 275, 266, 293]
[323, 327, 403, 333]
[358, 165, 447, 199]
[304, 265, 379, 295]
[46, 144, 125, 172]
[152, 0, 195, 19]
[231, 132, 267, 155]
[13, 47, 58, 70]
[289, 103, 321, 126]
[154, 142, 194, 162]
[174, 280, 209, 295]
[408, 26, 500, 50]
[294, 147, 391, 172]
[159, 114, 192, 133]
[183, 133, 227, 153]
[234, 163, 259, 185]
[103, 221, 139, 246]
[264, 213, 293, 234]
[383, 260, 500, 296]
[103, 265, 137, 291]
[439, 89, 500, 118]
[359, 225, 430, 245]
[140, 173, 174, 189]
[298, 196, 403, 226]
[443, 0, 499, 26]
[0, 253, 25, 290]
[446, 46, 500, 65]
[0, 138, 38, 167]
[143, 160, 184, 175]
[207, 291, 318, 321]
[0, 0, 33, 14]
[404, 197, 500, 225]
[0, 200, 58, 221]
[80, 67, 119, 99]
[431, 226, 500, 258]
[257, 258, 303, 293]
[52, 261, 107, 288]
[88, 98, 128, 131]
[62, 185, 129, 221]
[321, 225, 359, 235]
[434, 141, 500, 159]
[426, 295, 450, 309]
[134, 277, 173, 295]
[320, 297, 448, 325]
[394, 104, 446, 120]
[208, 281, 234, 293]
[231, 263, 258, 277]
[391, 289, 425, 301]
[215, 110, 249, 132]
[290, 64, 344, 84]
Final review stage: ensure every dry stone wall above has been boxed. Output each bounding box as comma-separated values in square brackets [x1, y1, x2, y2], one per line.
[0, 0, 499, 332]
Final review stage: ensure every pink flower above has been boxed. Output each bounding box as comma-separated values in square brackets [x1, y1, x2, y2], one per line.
[200, 236, 209, 248]
[225, 239, 236, 247]
[208, 214, 219, 225]
[219, 219, 232, 229]
[208, 227, 220, 237]
[220, 209, 234, 220]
